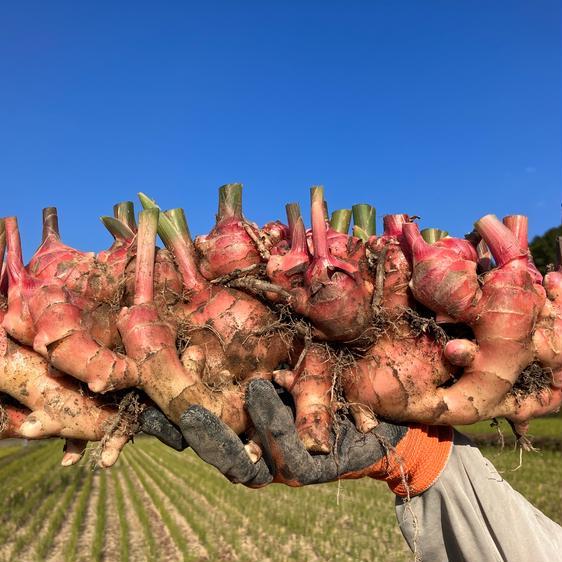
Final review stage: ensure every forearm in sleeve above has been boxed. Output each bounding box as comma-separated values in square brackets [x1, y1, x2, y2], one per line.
[394, 431, 562, 562]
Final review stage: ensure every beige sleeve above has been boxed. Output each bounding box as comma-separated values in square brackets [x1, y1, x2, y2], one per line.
[394, 431, 562, 562]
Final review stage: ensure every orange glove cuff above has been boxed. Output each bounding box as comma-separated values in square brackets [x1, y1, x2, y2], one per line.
[369, 424, 454, 497]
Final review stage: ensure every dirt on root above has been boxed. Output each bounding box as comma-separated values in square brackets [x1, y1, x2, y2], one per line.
[90, 392, 142, 468]
[511, 362, 553, 398]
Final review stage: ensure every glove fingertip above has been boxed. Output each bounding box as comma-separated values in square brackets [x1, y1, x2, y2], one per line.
[139, 408, 188, 451]
[179, 404, 210, 427]
[246, 379, 277, 404]
[244, 459, 274, 488]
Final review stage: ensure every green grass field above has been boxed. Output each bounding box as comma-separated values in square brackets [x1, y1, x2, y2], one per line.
[457, 414, 562, 440]
[0, 420, 560, 562]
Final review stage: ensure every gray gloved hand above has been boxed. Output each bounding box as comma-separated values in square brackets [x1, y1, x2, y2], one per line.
[179, 379, 408, 487]
[138, 407, 188, 452]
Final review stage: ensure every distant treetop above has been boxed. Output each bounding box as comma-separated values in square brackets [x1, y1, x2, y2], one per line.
[530, 225, 562, 275]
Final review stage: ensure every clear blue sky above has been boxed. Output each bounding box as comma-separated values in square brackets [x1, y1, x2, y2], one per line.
[1, 1, 560, 258]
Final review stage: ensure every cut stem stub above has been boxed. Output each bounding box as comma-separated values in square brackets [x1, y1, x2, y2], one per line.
[100, 216, 135, 242]
[475, 214, 525, 267]
[503, 215, 529, 251]
[138, 192, 206, 293]
[113, 201, 137, 231]
[42, 207, 60, 242]
[352, 204, 376, 240]
[285, 203, 302, 236]
[421, 228, 446, 244]
[218, 183, 243, 221]
[330, 209, 352, 234]
[165, 208, 192, 245]
[134, 208, 159, 305]
[310, 186, 328, 258]
[0, 219, 5, 267]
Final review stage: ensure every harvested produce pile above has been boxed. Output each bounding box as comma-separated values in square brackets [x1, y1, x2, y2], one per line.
[0, 184, 560, 466]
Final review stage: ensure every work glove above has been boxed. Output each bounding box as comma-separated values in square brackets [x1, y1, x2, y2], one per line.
[138, 406, 187, 452]
[141, 380, 453, 495]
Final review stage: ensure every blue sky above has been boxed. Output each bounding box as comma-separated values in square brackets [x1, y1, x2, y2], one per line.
[1, 1, 560, 258]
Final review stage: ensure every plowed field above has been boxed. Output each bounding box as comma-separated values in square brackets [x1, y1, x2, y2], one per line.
[0, 430, 559, 562]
